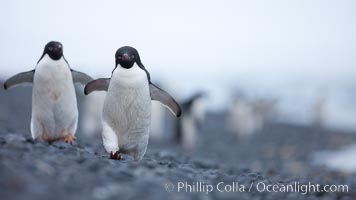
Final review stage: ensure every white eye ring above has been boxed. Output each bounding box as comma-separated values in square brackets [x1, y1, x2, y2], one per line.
[49, 47, 53, 51]
[118, 56, 122, 59]
[131, 55, 135, 58]
[58, 44, 62, 48]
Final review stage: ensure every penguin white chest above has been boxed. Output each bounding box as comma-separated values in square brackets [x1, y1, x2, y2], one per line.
[102, 64, 151, 151]
[31, 55, 78, 140]
[34, 56, 75, 100]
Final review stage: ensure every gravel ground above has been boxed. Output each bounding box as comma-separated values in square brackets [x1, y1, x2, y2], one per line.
[0, 84, 356, 200]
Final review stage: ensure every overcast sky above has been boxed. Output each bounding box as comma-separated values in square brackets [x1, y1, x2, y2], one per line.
[0, 0, 355, 94]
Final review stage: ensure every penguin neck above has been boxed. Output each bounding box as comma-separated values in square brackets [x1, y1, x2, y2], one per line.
[38, 54, 65, 65]
[112, 63, 140, 77]
[111, 63, 148, 88]
[36, 54, 68, 73]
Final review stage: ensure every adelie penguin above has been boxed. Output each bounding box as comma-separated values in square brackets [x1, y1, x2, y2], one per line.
[176, 92, 206, 151]
[84, 46, 181, 161]
[3, 41, 93, 144]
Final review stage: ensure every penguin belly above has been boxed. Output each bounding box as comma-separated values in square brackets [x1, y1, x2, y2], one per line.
[102, 65, 151, 160]
[31, 55, 78, 142]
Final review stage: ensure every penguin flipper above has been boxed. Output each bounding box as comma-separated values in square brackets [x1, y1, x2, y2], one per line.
[3, 70, 35, 90]
[149, 83, 182, 117]
[84, 78, 110, 95]
[71, 69, 94, 85]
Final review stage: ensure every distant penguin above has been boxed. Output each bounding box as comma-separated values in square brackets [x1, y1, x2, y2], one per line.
[150, 82, 177, 141]
[150, 101, 167, 140]
[226, 96, 277, 138]
[3, 41, 93, 143]
[312, 87, 328, 128]
[227, 99, 263, 138]
[176, 92, 206, 151]
[80, 91, 106, 137]
[84, 46, 181, 160]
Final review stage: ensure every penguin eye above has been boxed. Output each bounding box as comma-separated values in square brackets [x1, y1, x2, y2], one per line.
[118, 56, 122, 59]
[58, 44, 62, 48]
[131, 55, 135, 59]
[48, 47, 53, 51]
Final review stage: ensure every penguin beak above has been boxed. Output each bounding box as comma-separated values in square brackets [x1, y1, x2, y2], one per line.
[122, 54, 130, 62]
[53, 47, 61, 54]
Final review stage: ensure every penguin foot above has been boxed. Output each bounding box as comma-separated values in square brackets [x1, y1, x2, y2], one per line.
[41, 135, 59, 144]
[110, 151, 124, 160]
[63, 134, 76, 144]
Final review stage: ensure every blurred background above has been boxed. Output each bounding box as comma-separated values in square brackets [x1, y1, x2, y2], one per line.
[1, 1, 356, 198]
[1, 0, 355, 130]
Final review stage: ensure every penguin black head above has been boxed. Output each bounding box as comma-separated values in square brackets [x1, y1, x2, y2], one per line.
[44, 41, 63, 60]
[115, 46, 141, 69]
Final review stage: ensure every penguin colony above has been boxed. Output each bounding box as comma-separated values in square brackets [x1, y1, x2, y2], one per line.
[3, 41, 181, 161]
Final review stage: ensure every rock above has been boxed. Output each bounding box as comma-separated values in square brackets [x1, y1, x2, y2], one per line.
[3, 134, 27, 149]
